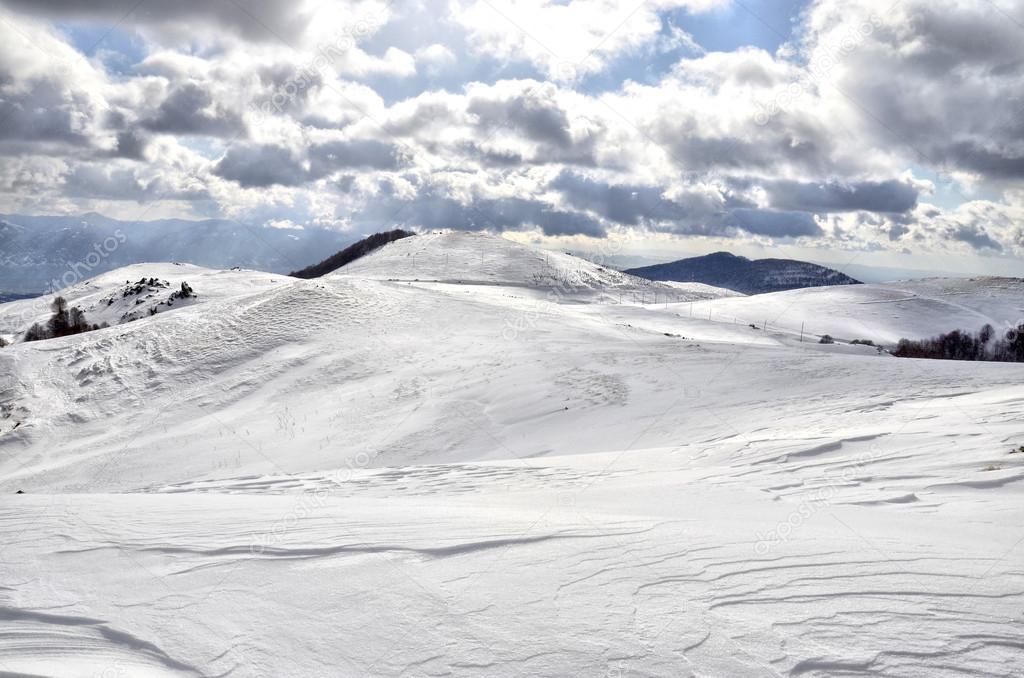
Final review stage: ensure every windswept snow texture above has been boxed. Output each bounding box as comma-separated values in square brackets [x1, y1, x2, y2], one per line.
[0, 233, 1022, 677]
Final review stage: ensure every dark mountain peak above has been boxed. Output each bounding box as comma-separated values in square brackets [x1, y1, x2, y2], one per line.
[289, 230, 416, 278]
[700, 251, 747, 262]
[626, 252, 860, 295]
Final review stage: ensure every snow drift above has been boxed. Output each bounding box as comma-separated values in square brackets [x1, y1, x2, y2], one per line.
[0, 234, 1022, 677]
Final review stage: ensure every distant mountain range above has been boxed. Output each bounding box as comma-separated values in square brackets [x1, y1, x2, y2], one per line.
[626, 251, 861, 294]
[1, 213, 868, 297]
[0, 292, 38, 303]
[0, 213, 353, 294]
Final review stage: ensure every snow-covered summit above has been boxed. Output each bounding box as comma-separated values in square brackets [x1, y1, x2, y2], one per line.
[334, 231, 730, 301]
[335, 231, 604, 285]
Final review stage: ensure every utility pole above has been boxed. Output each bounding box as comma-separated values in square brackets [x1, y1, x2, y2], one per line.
[800, 322, 804, 342]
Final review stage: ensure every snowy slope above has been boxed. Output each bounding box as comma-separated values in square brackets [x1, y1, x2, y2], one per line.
[0, 263, 290, 340]
[335, 231, 714, 301]
[0, 236, 1022, 677]
[659, 280, 746, 298]
[687, 276, 1024, 344]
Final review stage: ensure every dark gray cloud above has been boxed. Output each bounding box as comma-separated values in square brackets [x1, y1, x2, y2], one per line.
[869, 3, 1024, 76]
[214, 139, 407, 187]
[141, 82, 245, 138]
[213, 144, 308, 188]
[361, 189, 606, 238]
[463, 85, 597, 165]
[251, 64, 325, 121]
[467, 144, 524, 167]
[112, 129, 148, 160]
[764, 179, 920, 213]
[308, 139, 406, 177]
[2, 0, 313, 42]
[718, 209, 822, 238]
[940, 141, 1024, 180]
[469, 91, 572, 149]
[949, 224, 1003, 252]
[818, 1, 1024, 181]
[552, 171, 731, 225]
[553, 172, 821, 238]
[649, 121, 836, 177]
[0, 78, 96, 147]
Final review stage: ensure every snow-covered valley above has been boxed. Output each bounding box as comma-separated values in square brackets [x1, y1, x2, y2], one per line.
[1, 233, 1022, 677]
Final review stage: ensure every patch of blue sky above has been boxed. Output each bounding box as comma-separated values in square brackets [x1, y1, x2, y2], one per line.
[56, 22, 148, 75]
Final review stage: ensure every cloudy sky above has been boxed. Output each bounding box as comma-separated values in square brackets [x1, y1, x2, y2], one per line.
[1, 0, 1023, 275]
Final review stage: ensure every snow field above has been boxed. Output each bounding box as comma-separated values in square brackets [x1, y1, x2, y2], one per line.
[0, 233, 1022, 676]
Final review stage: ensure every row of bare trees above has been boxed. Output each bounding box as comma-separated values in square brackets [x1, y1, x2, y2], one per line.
[893, 323, 1024, 362]
[23, 297, 107, 342]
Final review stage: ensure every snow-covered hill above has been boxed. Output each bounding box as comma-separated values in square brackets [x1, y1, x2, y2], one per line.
[335, 231, 730, 302]
[0, 263, 290, 340]
[687, 276, 1024, 344]
[0, 235, 1022, 677]
[659, 280, 746, 298]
